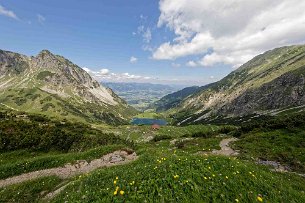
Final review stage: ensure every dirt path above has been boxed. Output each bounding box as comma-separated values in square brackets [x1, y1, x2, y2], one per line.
[211, 137, 239, 156]
[0, 150, 138, 188]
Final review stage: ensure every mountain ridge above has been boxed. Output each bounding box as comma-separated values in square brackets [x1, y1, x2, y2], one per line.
[155, 44, 305, 124]
[0, 49, 137, 124]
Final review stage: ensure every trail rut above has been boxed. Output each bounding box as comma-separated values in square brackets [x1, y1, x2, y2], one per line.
[0, 150, 138, 188]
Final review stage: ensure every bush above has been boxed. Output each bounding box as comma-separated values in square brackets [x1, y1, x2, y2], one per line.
[152, 135, 172, 142]
[191, 131, 215, 138]
[0, 117, 133, 152]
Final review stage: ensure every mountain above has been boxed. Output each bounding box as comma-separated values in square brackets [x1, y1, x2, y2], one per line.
[150, 86, 202, 112]
[163, 45, 305, 125]
[0, 49, 137, 124]
[103, 82, 181, 111]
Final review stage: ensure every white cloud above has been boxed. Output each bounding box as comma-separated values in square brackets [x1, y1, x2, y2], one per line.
[137, 26, 152, 43]
[153, 0, 305, 68]
[100, 68, 110, 75]
[0, 4, 18, 20]
[37, 14, 46, 24]
[82, 67, 151, 82]
[143, 28, 152, 43]
[130, 56, 138, 63]
[186, 61, 198, 67]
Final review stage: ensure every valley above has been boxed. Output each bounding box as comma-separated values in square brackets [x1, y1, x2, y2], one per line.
[103, 82, 182, 111]
[1, 45, 305, 202]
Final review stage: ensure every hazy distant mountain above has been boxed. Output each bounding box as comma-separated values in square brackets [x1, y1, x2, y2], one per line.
[160, 45, 305, 125]
[150, 86, 203, 112]
[0, 49, 137, 124]
[103, 82, 181, 111]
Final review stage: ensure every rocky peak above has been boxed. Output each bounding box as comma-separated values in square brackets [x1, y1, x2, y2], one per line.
[37, 49, 53, 56]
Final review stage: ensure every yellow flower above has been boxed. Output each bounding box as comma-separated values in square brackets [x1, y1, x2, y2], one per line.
[116, 176, 119, 180]
[173, 175, 179, 179]
[113, 190, 118, 195]
[225, 176, 229, 179]
[235, 199, 239, 202]
[114, 180, 117, 185]
[204, 177, 207, 180]
[120, 190, 125, 195]
[257, 196, 263, 202]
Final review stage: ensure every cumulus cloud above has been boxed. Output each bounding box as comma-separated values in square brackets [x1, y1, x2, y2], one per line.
[37, 14, 46, 24]
[100, 68, 110, 75]
[130, 56, 138, 63]
[0, 4, 18, 20]
[82, 67, 151, 82]
[186, 61, 198, 67]
[153, 0, 305, 68]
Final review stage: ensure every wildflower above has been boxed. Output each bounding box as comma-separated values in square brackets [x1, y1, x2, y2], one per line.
[235, 199, 239, 202]
[113, 190, 118, 195]
[116, 176, 119, 180]
[257, 195, 263, 202]
[225, 176, 229, 179]
[173, 175, 179, 179]
[114, 180, 117, 185]
[212, 174, 216, 177]
[204, 177, 207, 180]
[120, 190, 125, 195]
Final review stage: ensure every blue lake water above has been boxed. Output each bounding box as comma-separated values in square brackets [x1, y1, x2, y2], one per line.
[131, 118, 167, 126]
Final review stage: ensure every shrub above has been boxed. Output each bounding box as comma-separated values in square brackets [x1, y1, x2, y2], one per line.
[152, 135, 172, 142]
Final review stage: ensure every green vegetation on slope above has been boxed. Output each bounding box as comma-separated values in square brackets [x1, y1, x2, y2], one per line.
[0, 176, 62, 203]
[162, 45, 305, 125]
[231, 111, 305, 173]
[0, 110, 305, 202]
[51, 148, 305, 203]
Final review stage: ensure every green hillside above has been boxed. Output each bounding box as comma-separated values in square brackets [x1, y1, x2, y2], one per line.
[160, 45, 305, 125]
[0, 50, 137, 124]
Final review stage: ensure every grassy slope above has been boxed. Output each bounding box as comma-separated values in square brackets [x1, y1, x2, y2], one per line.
[0, 145, 124, 180]
[106, 124, 221, 143]
[0, 112, 305, 202]
[1, 139, 304, 203]
[0, 87, 136, 124]
[0, 176, 62, 203]
[51, 145, 305, 203]
[168, 45, 305, 123]
[233, 128, 305, 173]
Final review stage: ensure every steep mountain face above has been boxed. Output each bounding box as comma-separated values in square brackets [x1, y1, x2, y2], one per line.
[166, 45, 305, 125]
[150, 86, 202, 112]
[0, 50, 137, 124]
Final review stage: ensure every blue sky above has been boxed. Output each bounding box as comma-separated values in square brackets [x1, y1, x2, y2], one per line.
[1, 0, 305, 85]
